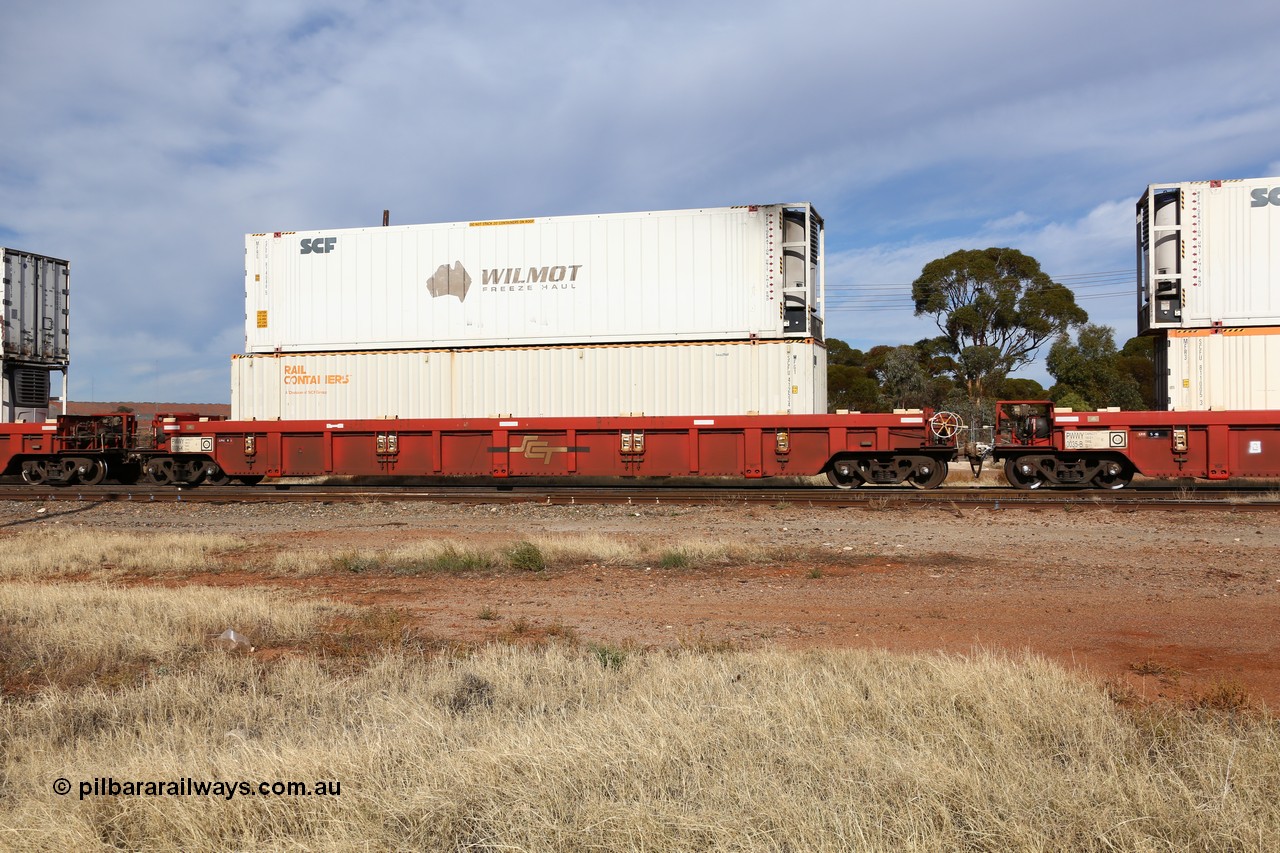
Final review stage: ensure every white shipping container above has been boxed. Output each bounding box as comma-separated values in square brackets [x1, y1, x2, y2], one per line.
[231, 340, 827, 420]
[1137, 177, 1280, 332]
[1157, 327, 1280, 411]
[245, 204, 823, 352]
[1, 249, 69, 365]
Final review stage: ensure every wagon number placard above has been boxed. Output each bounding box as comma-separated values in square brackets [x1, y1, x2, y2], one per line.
[1063, 430, 1127, 450]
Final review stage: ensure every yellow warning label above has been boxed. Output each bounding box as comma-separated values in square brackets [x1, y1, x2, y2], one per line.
[469, 219, 535, 227]
[256, 310, 268, 328]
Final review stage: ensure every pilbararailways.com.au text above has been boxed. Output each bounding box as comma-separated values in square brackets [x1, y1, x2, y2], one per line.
[56, 777, 341, 801]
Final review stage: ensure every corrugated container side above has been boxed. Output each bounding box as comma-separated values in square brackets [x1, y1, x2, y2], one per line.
[1160, 327, 1280, 410]
[231, 340, 826, 420]
[245, 204, 823, 352]
[1137, 177, 1280, 332]
[1, 249, 70, 365]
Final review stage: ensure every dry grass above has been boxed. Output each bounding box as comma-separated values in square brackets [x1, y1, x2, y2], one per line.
[2, 530, 1278, 850]
[0, 583, 348, 694]
[0, 528, 244, 579]
[1, 582, 1278, 850]
[0, 528, 795, 582]
[270, 533, 784, 576]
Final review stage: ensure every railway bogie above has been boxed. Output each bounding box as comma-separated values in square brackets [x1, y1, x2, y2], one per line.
[825, 452, 950, 489]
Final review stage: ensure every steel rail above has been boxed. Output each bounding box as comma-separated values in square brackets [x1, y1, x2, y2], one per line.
[1, 482, 1278, 511]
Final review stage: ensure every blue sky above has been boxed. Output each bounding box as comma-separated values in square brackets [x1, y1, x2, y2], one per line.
[3, 0, 1279, 402]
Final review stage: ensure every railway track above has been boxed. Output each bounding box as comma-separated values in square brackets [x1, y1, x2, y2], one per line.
[2, 481, 1278, 511]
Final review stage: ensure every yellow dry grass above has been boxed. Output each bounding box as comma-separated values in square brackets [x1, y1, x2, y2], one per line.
[270, 533, 782, 576]
[1, 584, 1278, 851]
[0, 528, 243, 579]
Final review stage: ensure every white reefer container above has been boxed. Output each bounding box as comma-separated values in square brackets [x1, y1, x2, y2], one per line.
[1137, 177, 1280, 333]
[1156, 327, 1280, 411]
[1, 364, 57, 422]
[231, 339, 827, 420]
[245, 204, 823, 352]
[1, 249, 69, 365]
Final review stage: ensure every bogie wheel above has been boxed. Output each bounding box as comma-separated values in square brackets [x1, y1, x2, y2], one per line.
[1003, 457, 1047, 490]
[20, 461, 48, 486]
[929, 411, 962, 442]
[825, 466, 864, 490]
[235, 475, 265, 486]
[76, 458, 108, 486]
[1092, 460, 1134, 490]
[203, 467, 231, 486]
[907, 460, 948, 490]
[143, 458, 176, 486]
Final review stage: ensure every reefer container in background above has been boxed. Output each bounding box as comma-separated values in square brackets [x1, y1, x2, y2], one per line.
[245, 204, 823, 352]
[1137, 177, 1280, 333]
[2, 249, 69, 365]
[1156, 327, 1280, 411]
[231, 339, 826, 421]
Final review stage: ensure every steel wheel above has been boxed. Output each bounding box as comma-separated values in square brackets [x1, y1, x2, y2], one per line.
[1003, 457, 1047, 490]
[76, 458, 108, 486]
[825, 466, 864, 490]
[20, 461, 48, 486]
[1092, 461, 1133, 490]
[143, 458, 176, 486]
[907, 461, 948, 490]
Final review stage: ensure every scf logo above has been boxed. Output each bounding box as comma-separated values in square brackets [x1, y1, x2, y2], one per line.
[300, 237, 337, 254]
[1250, 187, 1280, 207]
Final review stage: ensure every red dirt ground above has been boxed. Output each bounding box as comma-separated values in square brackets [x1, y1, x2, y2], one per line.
[12, 498, 1280, 708]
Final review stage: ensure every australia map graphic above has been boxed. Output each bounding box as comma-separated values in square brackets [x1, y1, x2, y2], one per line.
[426, 261, 472, 301]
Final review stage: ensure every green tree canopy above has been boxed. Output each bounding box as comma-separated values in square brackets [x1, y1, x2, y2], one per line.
[825, 338, 860, 367]
[991, 376, 1047, 400]
[1046, 324, 1144, 411]
[823, 339, 881, 412]
[912, 248, 1087, 402]
[1118, 335, 1158, 409]
[878, 344, 930, 410]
